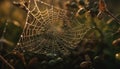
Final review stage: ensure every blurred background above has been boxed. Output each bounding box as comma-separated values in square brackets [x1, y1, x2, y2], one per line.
[0, 0, 120, 69]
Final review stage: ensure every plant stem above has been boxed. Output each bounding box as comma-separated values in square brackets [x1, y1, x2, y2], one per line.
[0, 55, 15, 69]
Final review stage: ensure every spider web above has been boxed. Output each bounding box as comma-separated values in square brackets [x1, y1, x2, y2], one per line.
[14, 0, 91, 55]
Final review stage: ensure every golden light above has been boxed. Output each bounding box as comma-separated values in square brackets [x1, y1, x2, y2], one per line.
[115, 53, 120, 60]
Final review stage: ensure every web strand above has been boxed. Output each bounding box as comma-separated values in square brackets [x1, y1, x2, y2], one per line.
[14, 0, 91, 56]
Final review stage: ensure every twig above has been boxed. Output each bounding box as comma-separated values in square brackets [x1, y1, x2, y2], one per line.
[0, 55, 15, 69]
[105, 10, 120, 25]
[98, 0, 120, 25]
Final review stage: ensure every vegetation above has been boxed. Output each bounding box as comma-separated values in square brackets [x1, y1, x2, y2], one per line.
[0, 0, 120, 69]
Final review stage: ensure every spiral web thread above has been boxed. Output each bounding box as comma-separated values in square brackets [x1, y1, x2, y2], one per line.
[15, 0, 91, 55]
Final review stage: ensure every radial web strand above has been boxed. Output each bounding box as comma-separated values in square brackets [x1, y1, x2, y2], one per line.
[14, 0, 91, 55]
